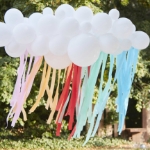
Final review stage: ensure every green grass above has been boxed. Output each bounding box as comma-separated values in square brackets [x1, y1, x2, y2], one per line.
[0, 128, 134, 150]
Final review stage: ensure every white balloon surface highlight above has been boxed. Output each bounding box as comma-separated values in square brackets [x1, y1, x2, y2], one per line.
[92, 13, 112, 35]
[31, 35, 50, 56]
[5, 39, 26, 57]
[109, 9, 120, 21]
[4, 8, 24, 28]
[13, 23, 36, 44]
[44, 52, 71, 69]
[68, 34, 100, 67]
[37, 15, 59, 36]
[43, 7, 53, 15]
[99, 33, 119, 54]
[59, 18, 79, 37]
[80, 21, 92, 33]
[29, 13, 43, 27]
[130, 31, 150, 50]
[0, 23, 12, 47]
[75, 6, 93, 23]
[49, 35, 70, 56]
[112, 18, 133, 39]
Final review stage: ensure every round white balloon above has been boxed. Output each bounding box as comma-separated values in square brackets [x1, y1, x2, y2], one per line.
[92, 13, 112, 35]
[80, 21, 92, 33]
[4, 8, 24, 27]
[5, 39, 26, 57]
[31, 35, 50, 56]
[13, 23, 36, 44]
[44, 52, 71, 69]
[99, 33, 119, 54]
[29, 13, 43, 26]
[112, 18, 133, 39]
[49, 35, 70, 56]
[130, 31, 150, 50]
[37, 15, 59, 36]
[0, 23, 12, 47]
[59, 17, 79, 37]
[55, 4, 75, 20]
[43, 7, 53, 15]
[119, 39, 132, 51]
[75, 6, 93, 23]
[68, 34, 100, 67]
[108, 9, 120, 21]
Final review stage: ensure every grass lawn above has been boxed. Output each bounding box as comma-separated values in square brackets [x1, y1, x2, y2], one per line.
[0, 128, 149, 150]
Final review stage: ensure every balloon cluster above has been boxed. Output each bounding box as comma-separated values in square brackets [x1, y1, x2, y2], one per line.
[0, 4, 150, 68]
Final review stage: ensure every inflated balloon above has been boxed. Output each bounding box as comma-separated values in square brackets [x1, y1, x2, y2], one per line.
[109, 9, 120, 21]
[75, 6, 93, 23]
[37, 15, 59, 36]
[0, 23, 12, 47]
[92, 13, 112, 35]
[112, 18, 133, 39]
[80, 21, 92, 33]
[99, 33, 119, 54]
[13, 23, 36, 44]
[44, 51, 71, 69]
[55, 4, 75, 20]
[31, 35, 50, 56]
[130, 31, 150, 49]
[68, 34, 100, 67]
[119, 39, 132, 51]
[5, 39, 26, 57]
[43, 7, 53, 15]
[29, 13, 43, 27]
[59, 17, 79, 37]
[49, 35, 70, 56]
[4, 8, 24, 28]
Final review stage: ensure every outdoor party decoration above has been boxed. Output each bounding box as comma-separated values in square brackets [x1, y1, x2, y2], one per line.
[0, 4, 149, 144]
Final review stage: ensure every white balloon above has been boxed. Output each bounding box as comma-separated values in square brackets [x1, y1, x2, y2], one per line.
[68, 34, 100, 67]
[43, 7, 53, 15]
[130, 31, 150, 50]
[31, 35, 50, 56]
[119, 39, 132, 51]
[4, 8, 24, 27]
[55, 4, 75, 20]
[44, 52, 71, 69]
[24, 17, 29, 24]
[99, 33, 119, 54]
[29, 13, 42, 27]
[108, 9, 120, 21]
[92, 13, 112, 35]
[59, 17, 79, 37]
[75, 6, 93, 23]
[132, 24, 136, 33]
[80, 21, 92, 33]
[37, 15, 59, 36]
[112, 18, 133, 39]
[5, 39, 26, 57]
[49, 35, 70, 56]
[13, 23, 36, 44]
[0, 23, 12, 47]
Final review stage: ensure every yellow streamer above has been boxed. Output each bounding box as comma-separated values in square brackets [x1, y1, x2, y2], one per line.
[47, 70, 61, 124]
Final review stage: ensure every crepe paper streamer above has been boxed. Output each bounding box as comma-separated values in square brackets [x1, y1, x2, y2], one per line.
[29, 61, 47, 113]
[11, 56, 43, 127]
[22, 107, 27, 121]
[66, 65, 82, 130]
[82, 52, 108, 145]
[45, 68, 56, 110]
[47, 70, 61, 124]
[73, 52, 104, 138]
[55, 65, 73, 135]
[116, 48, 139, 134]
[7, 53, 27, 126]
[8, 55, 43, 127]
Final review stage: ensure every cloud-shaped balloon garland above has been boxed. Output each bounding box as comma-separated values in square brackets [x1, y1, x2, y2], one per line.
[0, 4, 149, 144]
